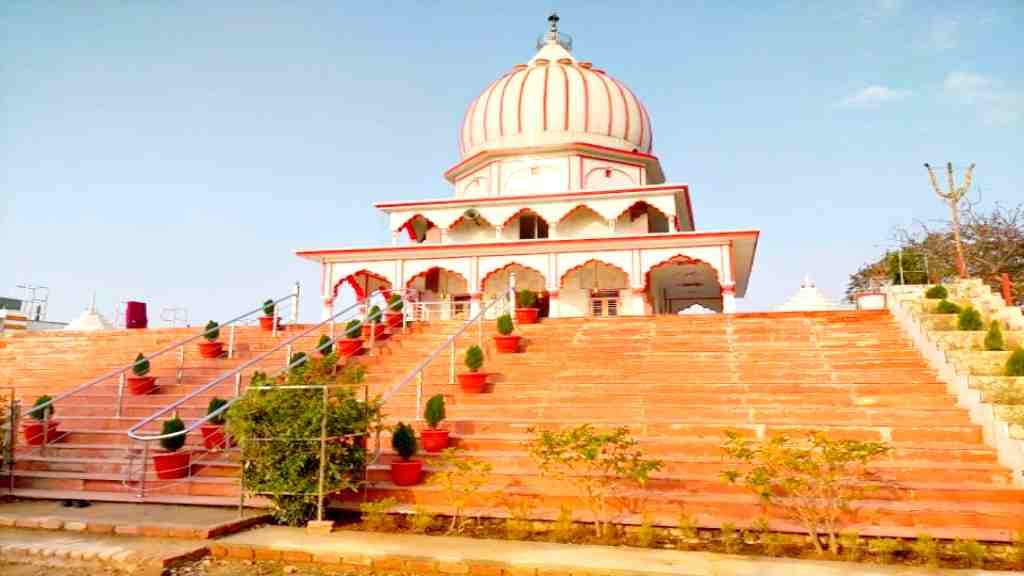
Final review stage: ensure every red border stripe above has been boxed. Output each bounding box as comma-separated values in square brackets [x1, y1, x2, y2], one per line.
[517, 67, 536, 134]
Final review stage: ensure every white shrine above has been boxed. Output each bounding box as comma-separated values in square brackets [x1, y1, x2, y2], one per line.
[775, 276, 842, 312]
[297, 16, 759, 319]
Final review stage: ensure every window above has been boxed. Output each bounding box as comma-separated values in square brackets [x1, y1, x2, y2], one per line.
[518, 214, 549, 239]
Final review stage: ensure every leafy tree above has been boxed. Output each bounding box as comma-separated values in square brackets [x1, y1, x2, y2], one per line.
[344, 319, 362, 339]
[391, 422, 417, 460]
[262, 299, 276, 317]
[1007, 349, 1024, 377]
[517, 289, 537, 308]
[316, 334, 333, 356]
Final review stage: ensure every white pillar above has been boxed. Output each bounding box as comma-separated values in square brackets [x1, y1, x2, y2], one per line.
[470, 292, 482, 317]
[495, 225, 503, 240]
[321, 297, 335, 322]
[721, 283, 736, 314]
[548, 291, 560, 318]
[391, 231, 400, 246]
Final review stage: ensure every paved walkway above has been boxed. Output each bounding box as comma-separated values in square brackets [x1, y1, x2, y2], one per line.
[215, 526, 1015, 575]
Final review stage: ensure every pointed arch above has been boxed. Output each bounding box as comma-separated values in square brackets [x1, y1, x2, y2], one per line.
[479, 262, 547, 293]
[560, 259, 630, 290]
[447, 211, 495, 231]
[642, 254, 722, 311]
[614, 200, 670, 222]
[500, 207, 550, 228]
[404, 267, 470, 292]
[333, 270, 393, 300]
[395, 214, 438, 241]
[557, 203, 605, 224]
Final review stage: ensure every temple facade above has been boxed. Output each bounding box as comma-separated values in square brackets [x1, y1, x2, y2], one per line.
[297, 18, 759, 319]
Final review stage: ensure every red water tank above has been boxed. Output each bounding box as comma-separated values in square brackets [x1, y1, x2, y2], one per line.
[125, 301, 148, 329]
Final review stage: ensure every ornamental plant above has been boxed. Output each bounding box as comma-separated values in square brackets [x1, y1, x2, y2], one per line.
[159, 417, 186, 452]
[721, 431, 890, 555]
[464, 345, 484, 373]
[428, 447, 493, 534]
[958, 306, 984, 331]
[868, 538, 902, 564]
[289, 352, 308, 370]
[365, 305, 382, 325]
[424, 394, 446, 430]
[391, 422, 417, 461]
[344, 319, 362, 339]
[528, 424, 663, 539]
[360, 497, 398, 531]
[911, 534, 940, 568]
[207, 397, 229, 426]
[1007, 349, 1024, 377]
[316, 334, 333, 356]
[496, 314, 514, 336]
[924, 285, 949, 299]
[132, 353, 150, 377]
[935, 299, 962, 314]
[387, 293, 403, 312]
[517, 289, 537, 308]
[29, 395, 53, 421]
[203, 320, 220, 342]
[262, 299, 275, 317]
[984, 321, 1006, 351]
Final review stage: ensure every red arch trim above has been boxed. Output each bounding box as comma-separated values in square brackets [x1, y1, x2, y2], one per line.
[641, 255, 719, 300]
[404, 267, 470, 290]
[557, 203, 605, 225]
[447, 212, 494, 231]
[517, 67, 537, 134]
[333, 269, 392, 300]
[614, 200, 671, 222]
[500, 207, 549, 228]
[559, 259, 630, 289]
[478, 262, 547, 292]
[395, 213, 438, 238]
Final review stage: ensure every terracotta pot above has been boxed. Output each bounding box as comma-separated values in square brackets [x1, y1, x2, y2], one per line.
[127, 376, 157, 395]
[390, 459, 422, 486]
[493, 334, 521, 353]
[384, 311, 404, 329]
[258, 316, 278, 331]
[22, 420, 61, 446]
[421, 428, 450, 453]
[515, 308, 540, 324]
[336, 338, 363, 357]
[361, 323, 387, 341]
[457, 372, 488, 393]
[200, 425, 230, 450]
[197, 341, 224, 359]
[153, 450, 191, 480]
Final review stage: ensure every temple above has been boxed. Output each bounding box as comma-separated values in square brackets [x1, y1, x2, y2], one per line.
[297, 16, 759, 318]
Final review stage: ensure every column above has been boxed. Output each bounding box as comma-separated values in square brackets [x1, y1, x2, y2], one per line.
[391, 231, 400, 246]
[548, 290, 560, 318]
[630, 287, 648, 316]
[495, 225, 503, 240]
[470, 292, 482, 317]
[321, 297, 335, 322]
[721, 283, 736, 314]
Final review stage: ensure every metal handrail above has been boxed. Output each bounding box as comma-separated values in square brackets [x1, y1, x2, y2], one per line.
[22, 284, 301, 420]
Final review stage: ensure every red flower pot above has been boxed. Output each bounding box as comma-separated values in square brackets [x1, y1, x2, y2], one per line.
[384, 311, 404, 329]
[127, 376, 157, 395]
[22, 421, 61, 446]
[361, 323, 387, 341]
[493, 334, 521, 353]
[258, 316, 278, 331]
[153, 450, 191, 480]
[336, 338, 363, 357]
[457, 372, 488, 393]
[197, 341, 224, 359]
[390, 459, 422, 486]
[200, 425, 230, 450]
[515, 308, 540, 324]
[421, 428, 450, 453]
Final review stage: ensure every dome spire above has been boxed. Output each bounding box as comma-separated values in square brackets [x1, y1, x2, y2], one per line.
[536, 11, 572, 51]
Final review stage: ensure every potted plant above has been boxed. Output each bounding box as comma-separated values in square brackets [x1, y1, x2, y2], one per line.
[127, 353, 157, 395]
[421, 394, 450, 452]
[200, 397, 230, 450]
[494, 313, 520, 353]
[259, 299, 277, 331]
[336, 319, 363, 356]
[390, 421, 422, 486]
[152, 416, 190, 480]
[362, 305, 387, 341]
[23, 395, 60, 446]
[456, 345, 488, 393]
[316, 334, 333, 356]
[197, 320, 224, 358]
[384, 294, 404, 329]
[515, 289, 539, 324]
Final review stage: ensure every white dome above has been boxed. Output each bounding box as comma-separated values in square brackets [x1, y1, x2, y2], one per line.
[458, 41, 653, 159]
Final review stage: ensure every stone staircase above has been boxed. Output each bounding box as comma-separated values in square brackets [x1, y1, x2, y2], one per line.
[348, 310, 1024, 542]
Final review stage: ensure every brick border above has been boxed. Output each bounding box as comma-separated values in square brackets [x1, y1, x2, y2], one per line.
[0, 513, 271, 541]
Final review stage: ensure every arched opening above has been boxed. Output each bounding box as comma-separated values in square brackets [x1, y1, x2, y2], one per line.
[448, 212, 495, 244]
[556, 205, 607, 239]
[614, 201, 670, 235]
[480, 263, 548, 317]
[560, 259, 630, 317]
[398, 214, 441, 244]
[643, 255, 722, 314]
[405, 267, 471, 319]
[332, 270, 393, 312]
[501, 208, 549, 241]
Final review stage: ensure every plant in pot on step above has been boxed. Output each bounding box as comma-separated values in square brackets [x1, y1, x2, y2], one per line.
[23, 395, 60, 446]
[200, 397, 231, 450]
[336, 319, 363, 356]
[390, 421, 422, 486]
[457, 345, 488, 393]
[152, 416, 191, 480]
[384, 293, 404, 329]
[127, 353, 157, 395]
[197, 320, 224, 358]
[515, 289, 539, 324]
[362, 305, 387, 341]
[421, 394, 450, 452]
[259, 299, 277, 331]
[493, 313, 520, 353]
[316, 334, 333, 356]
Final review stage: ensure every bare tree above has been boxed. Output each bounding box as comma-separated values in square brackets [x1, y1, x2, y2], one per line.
[924, 162, 975, 278]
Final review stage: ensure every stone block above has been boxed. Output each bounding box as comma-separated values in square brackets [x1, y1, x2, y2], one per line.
[374, 556, 406, 571]
[343, 553, 373, 566]
[253, 547, 282, 561]
[64, 521, 87, 532]
[404, 558, 438, 573]
[306, 520, 335, 536]
[86, 522, 115, 535]
[315, 553, 344, 564]
[115, 524, 141, 536]
[282, 549, 312, 563]
[439, 560, 470, 574]
[40, 517, 64, 530]
[467, 561, 505, 576]
[14, 517, 41, 529]
[0, 515, 15, 527]
[226, 546, 254, 560]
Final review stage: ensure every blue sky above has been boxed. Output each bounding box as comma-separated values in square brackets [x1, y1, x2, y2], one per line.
[2, 1, 1021, 324]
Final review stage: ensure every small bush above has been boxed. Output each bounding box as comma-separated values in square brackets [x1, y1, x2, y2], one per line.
[409, 506, 435, 534]
[958, 306, 984, 331]
[504, 498, 534, 540]
[517, 289, 537, 308]
[160, 417, 186, 452]
[910, 534, 940, 567]
[496, 314, 514, 336]
[360, 497, 398, 531]
[207, 397, 229, 426]
[1007, 349, 1024, 377]
[839, 532, 861, 562]
[984, 321, 1006, 351]
[720, 522, 739, 553]
[289, 352, 308, 369]
[935, 299, 962, 314]
[925, 285, 949, 299]
[365, 305, 382, 324]
[676, 511, 697, 548]
[634, 515, 657, 548]
[428, 447, 493, 534]
[262, 299, 275, 317]
[763, 533, 790, 557]
[203, 320, 220, 342]
[387, 293, 403, 312]
[131, 353, 150, 377]
[29, 395, 54, 421]
[424, 394, 446, 429]
[344, 319, 362, 339]
[551, 506, 577, 543]
[868, 538, 903, 563]
[391, 422, 417, 461]
[464, 345, 484, 372]
[316, 334, 333, 356]
[991, 380, 1024, 404]
[952, 538, 986, 568]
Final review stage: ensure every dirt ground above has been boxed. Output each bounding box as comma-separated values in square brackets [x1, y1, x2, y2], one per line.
[0, 558, 408, 576]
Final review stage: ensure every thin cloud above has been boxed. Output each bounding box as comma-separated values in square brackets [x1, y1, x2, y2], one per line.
[837, 85, 912, 108]
[943, 71, 1021, 126]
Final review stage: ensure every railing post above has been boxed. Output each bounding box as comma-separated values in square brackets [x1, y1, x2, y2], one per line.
[286, 344, 293, 370]
[40, 402, 50, 456]
[228, 325, 236, 359]
[317, 384, 327, 522]
[177, 346, 185, 385]
[477, 309, 483, 349]
[7, 398, 19, 493]
[116, 372, 126, 418]
[510, 273, 517, 316]
[291, 281, 301, 326]
[138, 441, 149, 498]
[234, 372, 242, 397]
[449, 341, 455, 385]
[416, 371, 423, 421]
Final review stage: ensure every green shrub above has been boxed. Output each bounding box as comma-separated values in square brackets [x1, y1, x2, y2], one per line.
[517, 289, 537, 308]
[984, 321, 1006, 351]
[344, 319, 362, 339]
[952, 538, 986, 568]
[391, 422, 417, 461]
[360, 497, 398, 531]
[958, 306, 984, 331]
[464, 345, 484, 372]
[676, 511, 697, 548]
[1007, 349, 1024, 377]
[365, 305, 382, 324]
[910, 534, 940, 568]
[29, 395, 53, 421]
[839, 532, 861, 562]
[160, 417, 186, 452]
[424, 394, 446, 429]
[719, 522, 739, 553]
[316, 334, 333, 356]
[262, 299, 275, 317]
[409, 506, 435, 534]
[925, 285, 949, 299]
[428, 447, 493, 534]
[203, 320, 220, 342]
[131, 353, 150, 377]
[387, 293, 403, 312]
[551, 506, 577, 543]
[935, 299, 962, 314]
[868, 538, 902, 563]
[289, 352, 308, 369]
[207, 397, 229, 426]
[496, 314, 514, 336]
[635, 515, 657, 548]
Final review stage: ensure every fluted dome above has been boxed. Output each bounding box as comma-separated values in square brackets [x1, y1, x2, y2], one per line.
[458, 41, 653, 159]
